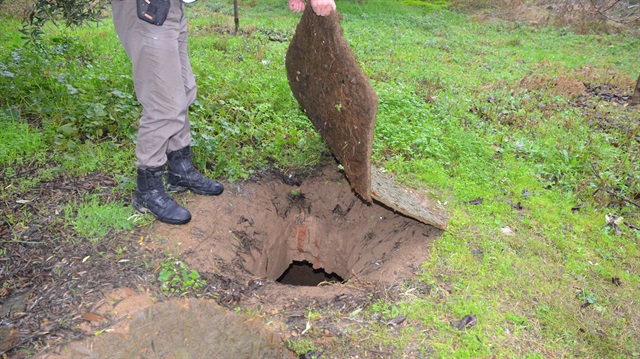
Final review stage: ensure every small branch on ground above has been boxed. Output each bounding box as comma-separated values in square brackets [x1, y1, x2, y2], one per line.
[589, 163, 640, 209]
[587, 0, 640, 24]
[631, 72, 640, 106]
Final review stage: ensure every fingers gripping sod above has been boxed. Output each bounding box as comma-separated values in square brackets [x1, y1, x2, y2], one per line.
[288, 0, 336, 16]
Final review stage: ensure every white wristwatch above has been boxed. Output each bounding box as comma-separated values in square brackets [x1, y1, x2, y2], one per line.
[182, 0, 197, 3]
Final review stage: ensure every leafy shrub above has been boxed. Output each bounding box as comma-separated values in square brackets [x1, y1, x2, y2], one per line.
[157, 259, 206, 294]
[0, 33, 139, 147]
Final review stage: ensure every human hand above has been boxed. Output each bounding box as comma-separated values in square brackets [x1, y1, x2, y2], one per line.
[288, 0, 336, 16]
[309, 0, 336, 16]
[288, 0, 305, 13]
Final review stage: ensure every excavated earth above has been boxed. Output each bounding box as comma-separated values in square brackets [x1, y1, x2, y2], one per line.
[25, 164, 442, 358]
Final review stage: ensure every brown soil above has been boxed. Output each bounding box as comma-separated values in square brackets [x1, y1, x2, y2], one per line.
[286, 6, 378, 201]
[151, 165, 440, 285]
[40, 294, 296, 359]
[519, 72, 587, 98]
[4, 164, 441, 358]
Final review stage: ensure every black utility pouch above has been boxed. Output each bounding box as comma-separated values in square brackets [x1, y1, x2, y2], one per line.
[137, 0, 170, 26]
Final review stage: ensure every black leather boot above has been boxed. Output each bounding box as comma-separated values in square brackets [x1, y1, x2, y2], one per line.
[167, 146, 224, 196]
[132, 166, 191, 225]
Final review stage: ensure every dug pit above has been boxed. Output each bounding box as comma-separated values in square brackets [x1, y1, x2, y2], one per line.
[35, 164, 443, 359]
[149, 164, 443, 291]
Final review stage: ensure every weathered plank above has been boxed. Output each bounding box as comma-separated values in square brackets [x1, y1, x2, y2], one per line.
[371, 168, 449, 230]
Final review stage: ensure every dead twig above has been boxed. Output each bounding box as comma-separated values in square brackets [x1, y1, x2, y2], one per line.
[589, 163, 640, 209]
[590, 0, 621, 15]
[631, 73, 640, 106]
[588, 0, 640, 23]
[0, 331, 50, 357]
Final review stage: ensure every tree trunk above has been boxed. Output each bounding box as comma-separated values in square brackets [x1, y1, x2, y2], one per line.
[234, 0, 239, 34]
[631, 72, 640, 106]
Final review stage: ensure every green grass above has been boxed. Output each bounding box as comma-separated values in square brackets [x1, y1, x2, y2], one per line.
[1, 0, 639, 357]
[0, 112, 48, 166]
[66, 194, 136, 240]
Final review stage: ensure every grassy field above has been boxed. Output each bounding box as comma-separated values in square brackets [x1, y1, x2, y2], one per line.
[1, 0, 639, 357]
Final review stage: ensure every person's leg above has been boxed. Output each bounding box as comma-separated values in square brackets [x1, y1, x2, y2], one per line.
[112, 0, 191, 224]
[166, 10, 194, 153]
[164, 12, 223, 196]
[112, 0, 191, 168]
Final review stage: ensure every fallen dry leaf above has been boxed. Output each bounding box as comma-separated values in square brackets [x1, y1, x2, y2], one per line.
[501, 226, 515, 236]
[505, 199, 523, 210]
[451, 314, 477, 330]
[466, 198, 484, 205]
[81, 312, 106, 323]
[386, 316, 407, 326]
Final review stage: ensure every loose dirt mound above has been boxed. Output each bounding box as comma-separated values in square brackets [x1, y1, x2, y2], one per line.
[43, 298, 295, 359]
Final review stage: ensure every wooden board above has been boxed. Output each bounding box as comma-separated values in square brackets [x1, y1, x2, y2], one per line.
[371, 168, 448, 230]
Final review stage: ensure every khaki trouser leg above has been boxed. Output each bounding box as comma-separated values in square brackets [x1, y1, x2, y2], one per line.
[111, 0, 196, 168]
